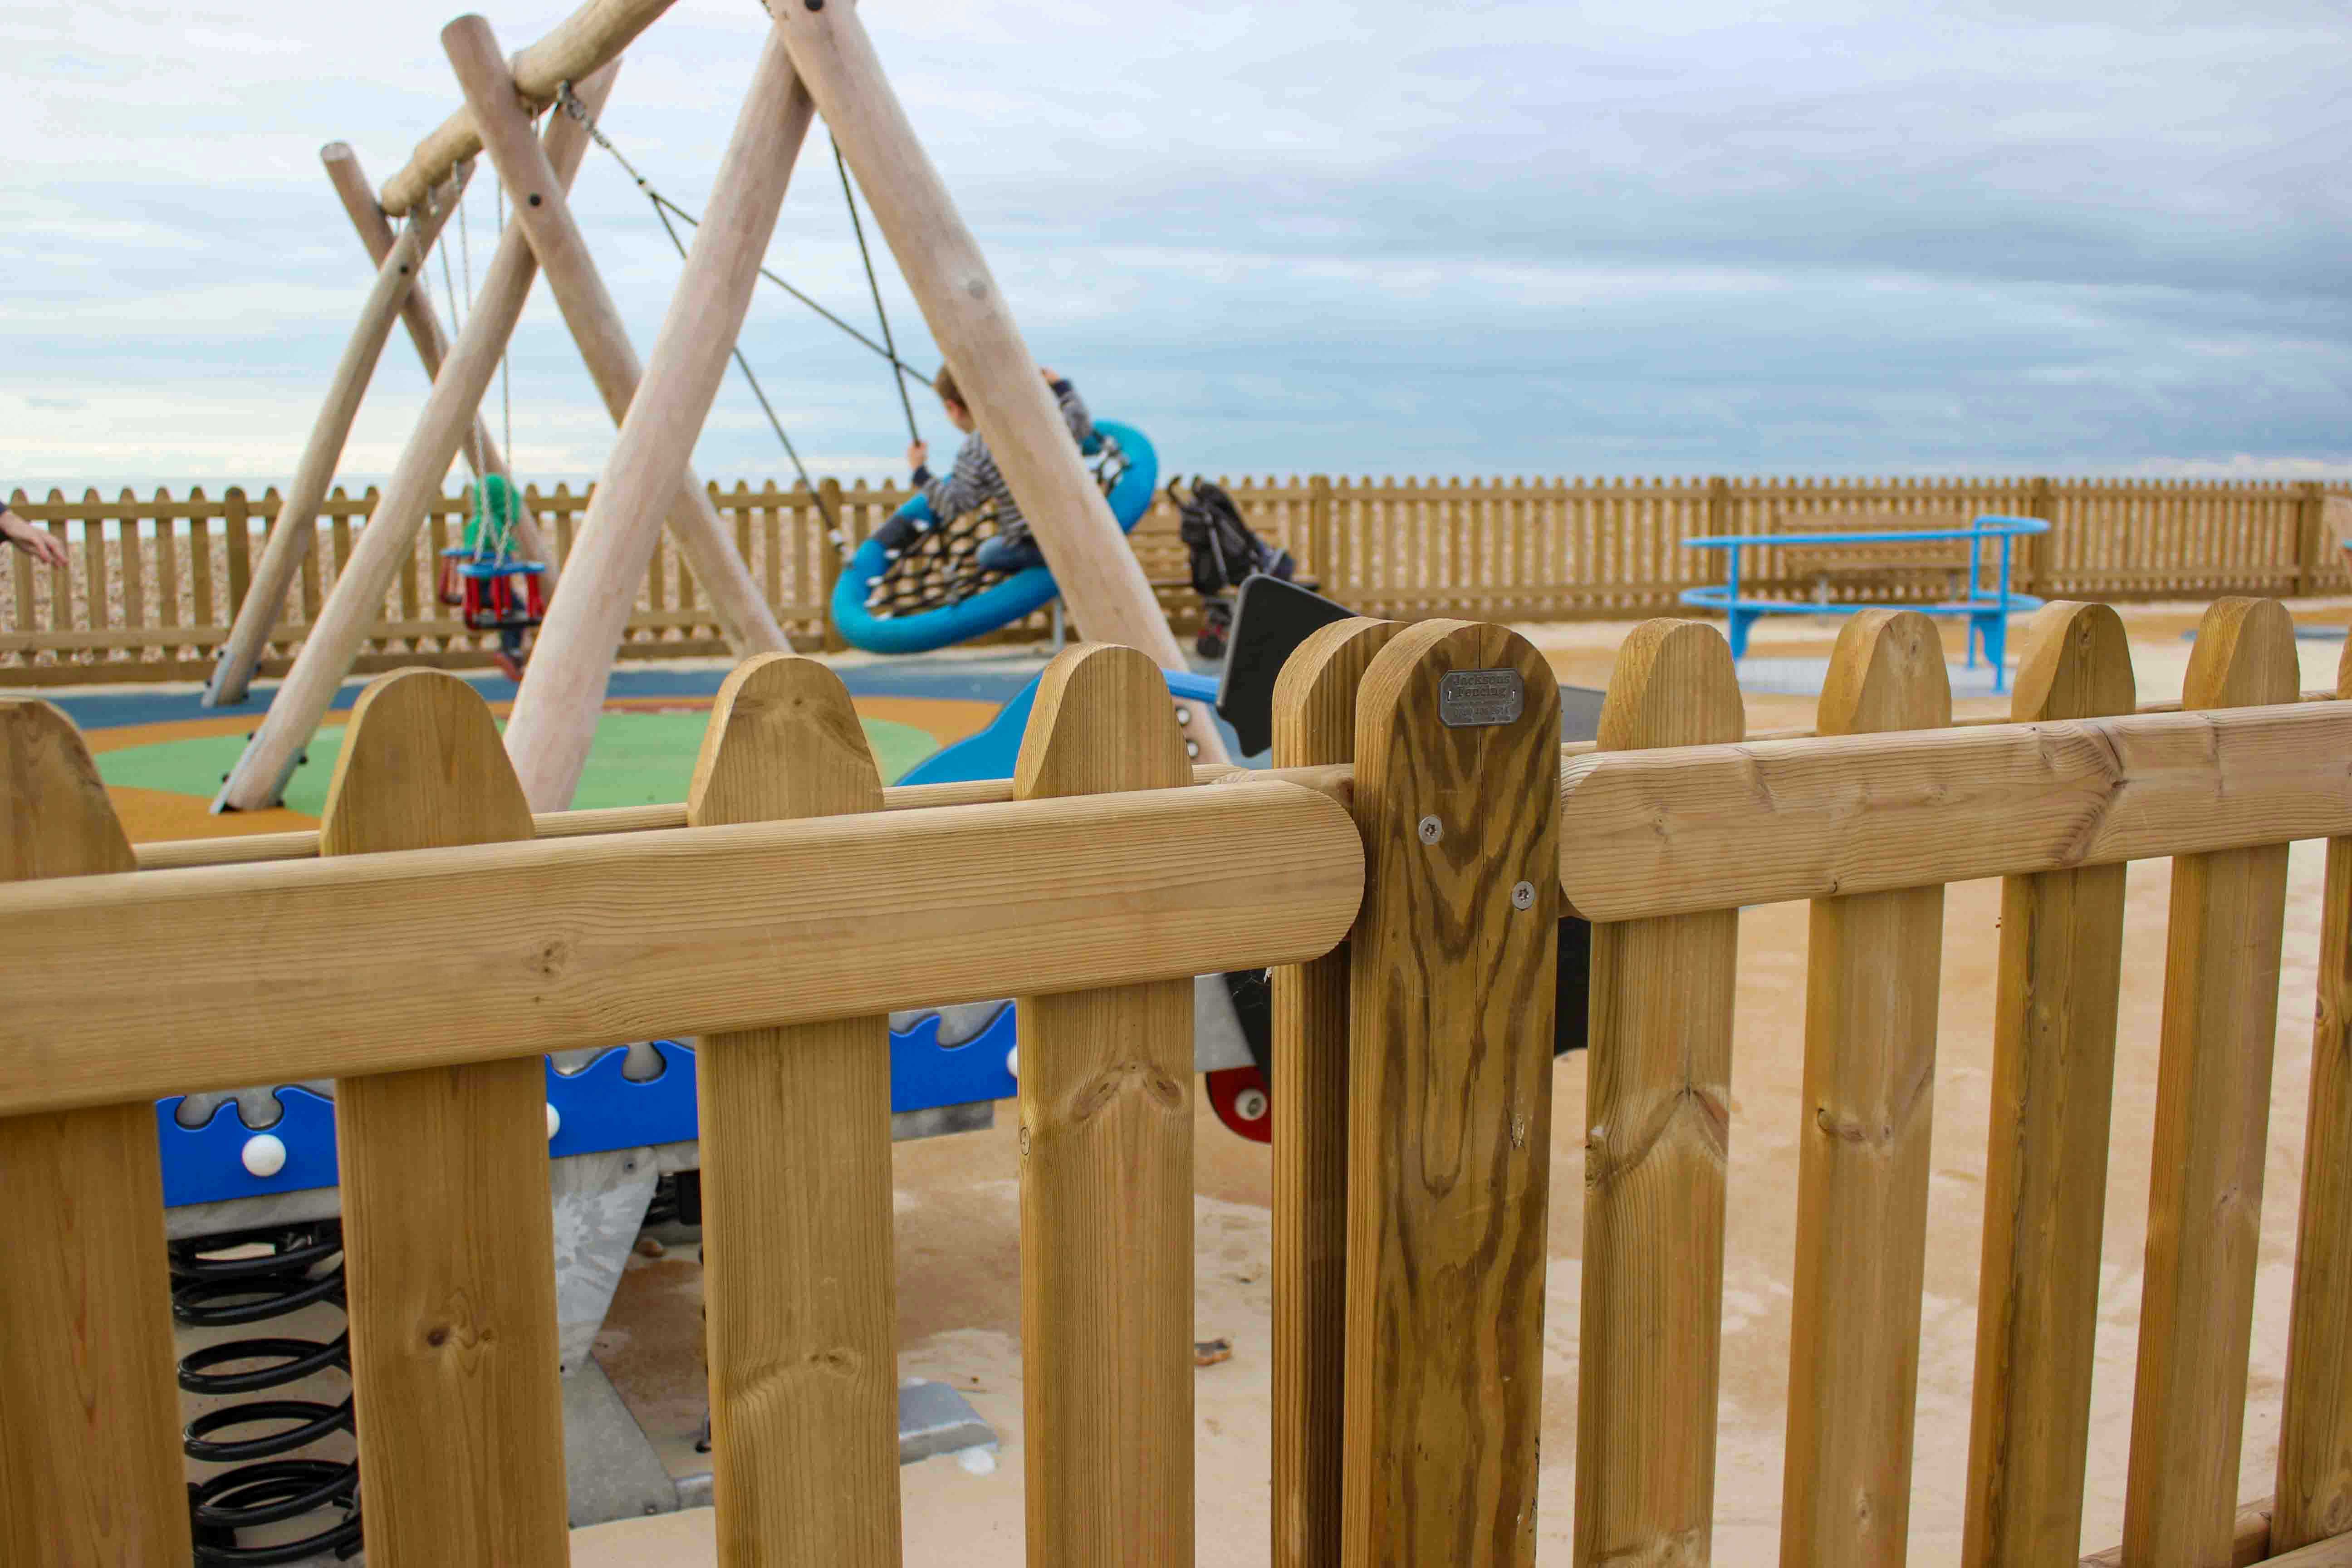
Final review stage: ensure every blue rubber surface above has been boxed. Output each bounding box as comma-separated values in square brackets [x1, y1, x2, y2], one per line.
[898, 667, 1239, 786]
[830, 420, 1160, 655]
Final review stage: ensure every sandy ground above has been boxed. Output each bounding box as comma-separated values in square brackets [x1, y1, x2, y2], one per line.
[572, 602, 2352, 1564]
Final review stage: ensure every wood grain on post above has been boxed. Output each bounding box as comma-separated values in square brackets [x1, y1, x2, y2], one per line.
[1268, 617, 1399, 1568]
[321, 671, 568, 1566]
[1575, 619, 1744, 1568]
[214, 68, 613, 812]
[2276, 633, 2352, 1552]
[1341, 620, 1560, 1567]
[203, 159, 473, 707]
[379, 0, 677, 215]
[321, 142, 556, 588]
[1013, 643, 1196, 1565]
[445, 15, 788, 728]
[687, 656, 899, 1565]
[1961, 603, 2136, 1568]
[1781, 609, 1952, 1568]
[2122, 597, 2301, 1568]
[0, 701, 188, 1567]
[773, 3, 1225, 762]
[493, 13, 812, 809]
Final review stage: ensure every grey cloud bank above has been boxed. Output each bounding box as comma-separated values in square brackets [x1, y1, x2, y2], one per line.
[3, 0, 2345, 488]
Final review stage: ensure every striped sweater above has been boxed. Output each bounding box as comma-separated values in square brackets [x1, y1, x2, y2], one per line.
[912, 377, 1095, 547]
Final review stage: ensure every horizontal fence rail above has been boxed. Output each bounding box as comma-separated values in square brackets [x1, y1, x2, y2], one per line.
[5, 474, 2347, 684]
[1557, 699, 2352, 920]
[0, 782, 1361, 1116]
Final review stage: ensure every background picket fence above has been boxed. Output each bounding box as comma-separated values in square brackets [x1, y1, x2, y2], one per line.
[4, 472, 2345, 684]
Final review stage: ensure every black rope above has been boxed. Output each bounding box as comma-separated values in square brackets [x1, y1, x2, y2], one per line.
[561, 84, 843, 545]
[556, 83, 929, 388]
[637, 192, 844, 546]
[834, 137, 921, 446]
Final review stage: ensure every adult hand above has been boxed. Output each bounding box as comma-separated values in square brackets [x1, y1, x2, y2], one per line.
[906, 440, 928, 473]
[0, 510, 66, 568]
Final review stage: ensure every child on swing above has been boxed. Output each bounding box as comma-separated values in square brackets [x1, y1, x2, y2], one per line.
[903, 363, 1094, 575]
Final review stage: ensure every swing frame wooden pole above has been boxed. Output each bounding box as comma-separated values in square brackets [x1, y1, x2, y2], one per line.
[442, 13, 790, 720]
[214, 64, 617, 813]
[773, 0, 1225, 761]
[201, 160, 475, 710]
[380, 0, 678, 217]
[475, 10, 815, 808]
[320, 142, 559, 590]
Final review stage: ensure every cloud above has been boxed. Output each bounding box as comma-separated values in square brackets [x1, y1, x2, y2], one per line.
[5, 0, 2348, 487]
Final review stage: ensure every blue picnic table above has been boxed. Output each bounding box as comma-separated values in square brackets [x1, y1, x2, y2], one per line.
[1679, 514, 2049, 692]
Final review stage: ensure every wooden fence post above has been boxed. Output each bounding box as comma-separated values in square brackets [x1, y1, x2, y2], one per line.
[320, 671, 568, 1566]
[1014, 643, 1196, 1565]
[686, 654, 898, 1564]
[1960, 602, 2135, 1568]
[1341, 619, 1560, 1566]
[1268, 617, 1399, 1568]
[2276, 630, 2352, 1552]
[1574, 619, 1744, 1567]
[2122, 597, 2301, 1567]
[0, 700, 190, 1566]
[1781, 608, 1951, 1568]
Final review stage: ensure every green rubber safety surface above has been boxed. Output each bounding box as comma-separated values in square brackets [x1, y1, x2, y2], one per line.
[96, 710, 943, 816]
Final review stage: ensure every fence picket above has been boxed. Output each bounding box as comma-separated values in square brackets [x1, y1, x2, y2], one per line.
[1961, 602, 2136, 1567]
[5, 473, 2346, 682]
[320, 671, 568, 1566]
[0, 699, 190, 1567]
[116, 489, 144, 638]
[1014, 643, 1196, 1565]
[1269, 617, 1400, 1568]
[2276, 632, 2352, 1552]
[2122, 598, 2301, 1567]
[80, 491, 107, 633]
[1576, 619, 1745, 1567]
[186, 487, 212, 631]
[1341, 619, 1559, 1565]
[1782, 609, 1952, 1568]
[686, 654, 900, 1564]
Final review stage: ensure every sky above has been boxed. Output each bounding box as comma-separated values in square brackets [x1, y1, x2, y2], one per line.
[3, 0, 2349, 491]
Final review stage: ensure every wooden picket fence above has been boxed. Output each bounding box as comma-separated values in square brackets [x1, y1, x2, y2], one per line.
[5, 603, 2352, 1566]
[4, 473, 2347, 685]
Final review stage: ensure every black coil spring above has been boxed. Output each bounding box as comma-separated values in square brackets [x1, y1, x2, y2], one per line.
[170, 1221, 363, 1565]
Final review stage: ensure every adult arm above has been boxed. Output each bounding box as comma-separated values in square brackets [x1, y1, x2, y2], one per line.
[0, 502, 67, 568]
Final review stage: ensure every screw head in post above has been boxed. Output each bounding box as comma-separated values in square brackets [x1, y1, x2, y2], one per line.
[1417, 815, 1442, 845]
[1511, 880, 1536, 911]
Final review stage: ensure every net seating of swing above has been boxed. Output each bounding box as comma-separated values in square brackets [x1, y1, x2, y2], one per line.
[859, 435, 1131, 619]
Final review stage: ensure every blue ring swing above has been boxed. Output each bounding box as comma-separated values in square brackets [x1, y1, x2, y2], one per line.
[828, 419, 1160, 656]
